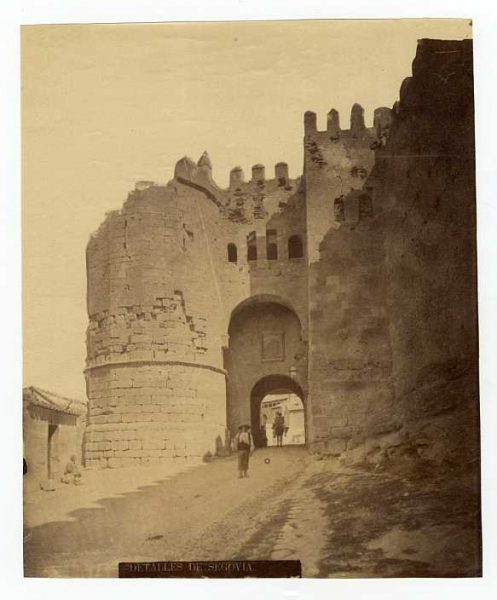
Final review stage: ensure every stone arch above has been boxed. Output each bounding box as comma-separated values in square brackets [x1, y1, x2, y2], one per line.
[225, 296, 307, 440]
[228, 294, 303, 333]
[250, 374, 306, 447]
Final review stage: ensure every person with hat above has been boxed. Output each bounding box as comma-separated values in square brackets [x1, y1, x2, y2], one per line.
[234, 424, 255, 478]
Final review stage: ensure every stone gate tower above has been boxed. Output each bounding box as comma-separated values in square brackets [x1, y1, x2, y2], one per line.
[83, 36, 476, 472]
[84, 157, 228, 468]
[83, 100, 380, 469]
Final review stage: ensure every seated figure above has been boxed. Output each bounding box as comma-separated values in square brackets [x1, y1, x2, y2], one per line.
[61, 455, 83, 485]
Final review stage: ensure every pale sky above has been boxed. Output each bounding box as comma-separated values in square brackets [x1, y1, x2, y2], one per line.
[22, 19, 472, 400]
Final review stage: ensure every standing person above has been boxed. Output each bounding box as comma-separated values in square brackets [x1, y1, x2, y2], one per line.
[234, 424, 255, 478]
[273, 412, 285, 447]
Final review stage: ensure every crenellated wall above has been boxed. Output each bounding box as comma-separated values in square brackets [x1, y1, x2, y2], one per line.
[85, 148, 313, 465]
[306, 39, 478, 468]
[303, 104, 380, 262]
[85, 39, 478, 470]
[366, 38, 479, 466]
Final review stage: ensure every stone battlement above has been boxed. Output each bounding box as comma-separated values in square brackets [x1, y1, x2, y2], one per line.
[229, 162, 293, 187]
[174, 152, 297, 192]
[304, 104, 393, 144]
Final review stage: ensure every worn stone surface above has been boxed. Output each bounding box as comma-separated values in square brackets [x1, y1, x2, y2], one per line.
[368, 38, 479, 467]
[306, 39, 478, 471]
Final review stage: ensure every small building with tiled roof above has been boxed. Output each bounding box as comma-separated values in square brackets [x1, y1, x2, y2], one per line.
[23, 386, 87, 489]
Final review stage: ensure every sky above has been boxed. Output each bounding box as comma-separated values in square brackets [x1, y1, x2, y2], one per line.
[22, 19, 472, 400]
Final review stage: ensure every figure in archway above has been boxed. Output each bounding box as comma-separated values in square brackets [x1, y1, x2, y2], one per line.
[234, 424, 255, 478]
[273, 412, 286, 447]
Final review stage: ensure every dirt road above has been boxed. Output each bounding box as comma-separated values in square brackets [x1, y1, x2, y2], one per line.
[24, 446, 480, 578]
[24, 446, 310, 577]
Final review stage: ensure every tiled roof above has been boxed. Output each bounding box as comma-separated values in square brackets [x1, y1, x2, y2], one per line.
[23, 386, 87, 416]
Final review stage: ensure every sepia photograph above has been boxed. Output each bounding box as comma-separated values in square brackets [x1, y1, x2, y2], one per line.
[20, 18, 481, 579]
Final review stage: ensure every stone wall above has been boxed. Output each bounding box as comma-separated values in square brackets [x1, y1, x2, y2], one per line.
[307, 198, 393, 454]
[217, 184, 308, 336]
[85, 149, 310, 466]
[306, 39, 478, 466]
[303, 106, 378, 262]
[85, 39, 478, 470]
[84, 363, 225, 468]
[367, 38, 479, 465]
[304, 106, 392, 453]
[23, 404, 85, 489]
[85, 176, 228, 467]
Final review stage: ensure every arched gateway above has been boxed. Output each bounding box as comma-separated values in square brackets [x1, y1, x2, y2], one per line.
[225, 296, 308, 446]
[250, 375, 305, 447]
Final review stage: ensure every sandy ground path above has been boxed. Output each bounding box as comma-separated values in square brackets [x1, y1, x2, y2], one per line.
[24, 448, 480, 578]
[24, 446, 309, 577]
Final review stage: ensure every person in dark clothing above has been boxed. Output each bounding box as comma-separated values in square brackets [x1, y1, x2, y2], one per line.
[234, 424, 255, 478]
[273, 412, 285, 447]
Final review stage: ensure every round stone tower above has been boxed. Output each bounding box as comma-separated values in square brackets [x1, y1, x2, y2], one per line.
[84, 157, 227, 468]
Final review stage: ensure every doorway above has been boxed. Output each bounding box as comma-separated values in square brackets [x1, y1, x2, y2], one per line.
[260, 392, 306, 447]
[47, 423, 58, 479]
[225, 296, 307, 440]
[250, 374, 305, 448]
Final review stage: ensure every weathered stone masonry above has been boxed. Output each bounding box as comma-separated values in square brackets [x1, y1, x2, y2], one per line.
[85, 39, 478, 471]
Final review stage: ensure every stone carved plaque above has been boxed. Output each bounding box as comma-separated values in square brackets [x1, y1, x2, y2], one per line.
[261, 332, 285, 362]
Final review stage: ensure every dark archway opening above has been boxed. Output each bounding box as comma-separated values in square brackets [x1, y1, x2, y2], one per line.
[247, 231, 257, 261]
[227, 242, 238, 263]
[288, 235, 303, 259]
[266, 229, 278, 260]
[250, 375, 305, 448]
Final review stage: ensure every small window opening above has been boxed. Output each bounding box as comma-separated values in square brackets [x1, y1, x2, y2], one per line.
[288, 235, 303, 259]
[227, 243, 238, 263]
[266, 229, 278, 260]
[247, 232, 257, 261]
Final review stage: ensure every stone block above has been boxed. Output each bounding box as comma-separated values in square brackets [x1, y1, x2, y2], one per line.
[145, 449, 163, 458]
[106, 413, 122, 424]
[142, 438, 164, 450]
[126, 449, 142, 458]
